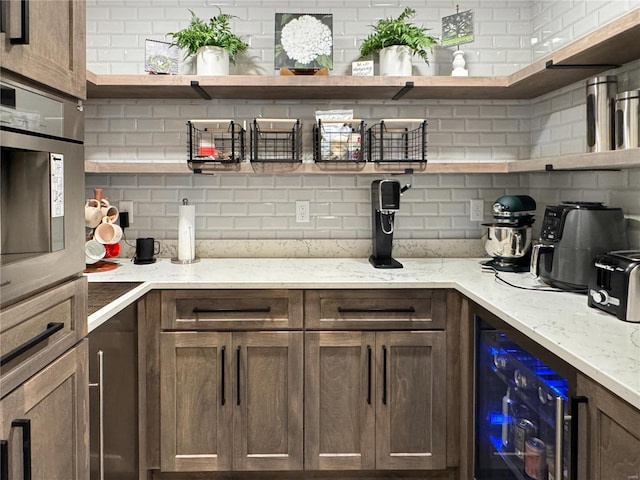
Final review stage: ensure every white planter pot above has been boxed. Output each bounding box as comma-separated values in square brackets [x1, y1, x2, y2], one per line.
[196, 46, 229, 76]
[379, 45, 413, 76]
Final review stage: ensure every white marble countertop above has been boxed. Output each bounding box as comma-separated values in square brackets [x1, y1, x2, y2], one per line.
[86, 257, 640, 410]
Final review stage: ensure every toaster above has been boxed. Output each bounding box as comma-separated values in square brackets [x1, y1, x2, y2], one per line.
[588, 250, 640, 322]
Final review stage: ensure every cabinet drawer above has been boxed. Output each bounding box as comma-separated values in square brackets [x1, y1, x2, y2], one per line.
[305, 289, 447, 330]
[0, 276, 87, 396]
[161, 290, 303, 330]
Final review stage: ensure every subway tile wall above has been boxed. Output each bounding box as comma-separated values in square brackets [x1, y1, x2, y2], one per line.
[531, 0, 640, 60]
[85, 1, 640, 249]
[87, 0, 534, 77]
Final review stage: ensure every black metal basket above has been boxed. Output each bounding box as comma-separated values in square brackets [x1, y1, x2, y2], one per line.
[313, 119, 366, 163]
[187, 120, 245, 166]
[366, 119, 428, 163]
[249, 118, 303, 163]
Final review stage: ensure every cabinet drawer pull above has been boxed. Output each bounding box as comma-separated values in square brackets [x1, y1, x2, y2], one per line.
[88, 351, 105, 480]
[337, 307, 416, 314]
[236, 346, 241, 406]
[568, 395, 588, 480]
[193, 307, 271, 314]
[221, 346, 226, 406]
[9, 0, 29, 45]
[0, 322, 64, 367]
[11, 419, 30, 480]
[367, 345, 372, 405]
[1, 440, 8, 480]
[0, 1, 6, 34]
[382, 345, 388, 405]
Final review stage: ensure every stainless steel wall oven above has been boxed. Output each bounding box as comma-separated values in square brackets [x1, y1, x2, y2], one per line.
[1, 75, 85, 305]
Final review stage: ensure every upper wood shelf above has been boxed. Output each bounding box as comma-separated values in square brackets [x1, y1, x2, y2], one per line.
[84, 148, 640, 174]
[86, 9, 640, 101]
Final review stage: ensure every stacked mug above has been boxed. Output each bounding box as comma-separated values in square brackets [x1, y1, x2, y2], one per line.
[85, 189, 122, 263]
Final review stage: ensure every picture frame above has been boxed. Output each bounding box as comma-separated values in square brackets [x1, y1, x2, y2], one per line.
[274, 13, 333, 70]
[145, 39, 179, 75]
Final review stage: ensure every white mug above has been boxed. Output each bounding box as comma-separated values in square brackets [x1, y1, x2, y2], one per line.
[85, 199, 102, 228]
[94, 220, 123, 245]
[85, 239, 106, 264]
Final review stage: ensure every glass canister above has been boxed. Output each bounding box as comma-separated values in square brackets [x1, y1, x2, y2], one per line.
[586, 75, 617, 152]
[614, 90, 640, 149]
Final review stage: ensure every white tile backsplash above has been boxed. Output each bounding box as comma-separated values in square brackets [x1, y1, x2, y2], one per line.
[85, 1, 640, 253]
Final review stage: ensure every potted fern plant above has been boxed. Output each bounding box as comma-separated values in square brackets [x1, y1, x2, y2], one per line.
[168, 9, 249, 75]
[359, 7, 437, 76]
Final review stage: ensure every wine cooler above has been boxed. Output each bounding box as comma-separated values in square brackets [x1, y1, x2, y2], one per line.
[474, 317, 583, 480]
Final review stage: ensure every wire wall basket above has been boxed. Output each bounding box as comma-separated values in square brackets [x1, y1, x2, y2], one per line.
[250, 118, 303, 163]
[313, 119, 366, 163]
[366, 119, 428, 163]
[187, 120, 245, 169]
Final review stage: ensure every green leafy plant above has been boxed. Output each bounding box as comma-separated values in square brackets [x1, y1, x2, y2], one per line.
[168, 9, 249, 63]
[359, 7, 437, 64]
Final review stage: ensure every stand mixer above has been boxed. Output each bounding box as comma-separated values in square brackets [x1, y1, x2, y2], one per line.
[482, 195, 537, 272]
[369, 179, 411, 269]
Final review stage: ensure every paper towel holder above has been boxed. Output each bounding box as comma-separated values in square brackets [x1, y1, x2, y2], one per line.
[171, 198, 201, 264]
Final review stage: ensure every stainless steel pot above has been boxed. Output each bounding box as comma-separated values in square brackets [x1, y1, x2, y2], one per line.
[483, 224, 533, 259]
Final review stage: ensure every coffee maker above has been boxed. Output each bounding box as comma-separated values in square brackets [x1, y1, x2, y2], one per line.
[482, 195, 536, 272]
[369, 179, 411, 269]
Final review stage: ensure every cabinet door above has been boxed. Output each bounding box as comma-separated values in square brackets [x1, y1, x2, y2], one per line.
[233, 331, 303, 471]
[159, 332, 232, 472]
[375, 331, 447, 470]
[88, 303, 138, 480]
[1, 0, 86, 98]
[0, 341, 89, 480]
[577, 374, 640, 480]
[304, 331, 376, 470]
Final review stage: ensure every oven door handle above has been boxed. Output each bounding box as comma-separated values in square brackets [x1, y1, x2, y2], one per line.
[0, 322, 64, 367]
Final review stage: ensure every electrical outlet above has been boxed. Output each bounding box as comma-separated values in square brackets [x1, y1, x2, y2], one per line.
[296, 200, 310, 223]
[119, 201, 133, 224]
[470, 199, 484, 221]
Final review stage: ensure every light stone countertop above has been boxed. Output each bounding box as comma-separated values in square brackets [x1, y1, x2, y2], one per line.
[85, 257, 640, 410]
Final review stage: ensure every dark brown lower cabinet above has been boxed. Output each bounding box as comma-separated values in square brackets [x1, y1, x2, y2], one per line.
[89, 302, 139, 480]
[577, 373, 640, 480]
[305, 330, 447, 471]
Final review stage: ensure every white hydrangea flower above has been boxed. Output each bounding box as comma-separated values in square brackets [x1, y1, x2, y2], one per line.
[280, 15, 332, 65]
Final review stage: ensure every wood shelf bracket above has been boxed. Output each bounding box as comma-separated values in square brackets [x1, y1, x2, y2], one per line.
[392, 81, 414, 100]
[545, 60, 621, 70]
[190, 80, 212, 100]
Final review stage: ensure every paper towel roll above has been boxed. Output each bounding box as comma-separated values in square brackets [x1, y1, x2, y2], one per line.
[178, 203, 196, 261]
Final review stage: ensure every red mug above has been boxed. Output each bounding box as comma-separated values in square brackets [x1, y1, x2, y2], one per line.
[104, 242, 120, 258]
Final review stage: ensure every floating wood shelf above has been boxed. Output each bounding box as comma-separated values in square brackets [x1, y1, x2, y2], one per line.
[84, 149, 640, 175]
[86, 9, 640, 101]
